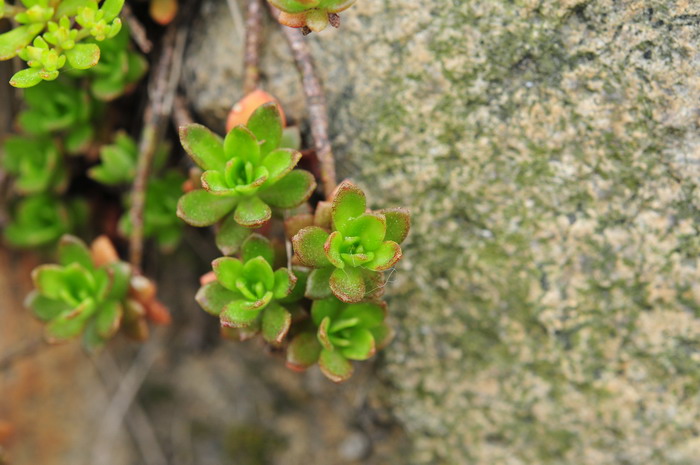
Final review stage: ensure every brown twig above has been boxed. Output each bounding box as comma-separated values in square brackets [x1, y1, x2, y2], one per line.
[0, 336, 46, 373]
[242, 0, 264, 95]
[129, 16, 190, 270]
[121, 3, 153, 54]
[273, 12, 337, 198]
[172, 94, 194, 128]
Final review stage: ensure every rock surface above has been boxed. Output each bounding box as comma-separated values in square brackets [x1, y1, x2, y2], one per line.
[184, 1, 700, 463]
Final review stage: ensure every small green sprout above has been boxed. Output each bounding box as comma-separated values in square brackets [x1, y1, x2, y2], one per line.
[196, 234, 302, 345]
[17, 78, 96, 153]
[287, 297, 392, 382]
[177, 102, 316, 252]
[4, 194, 85, 248]
[269, 0, 356, 33]
[2, 135, 67, 194]
[292, 181, 410, 303]
[0, 0, 125, 87]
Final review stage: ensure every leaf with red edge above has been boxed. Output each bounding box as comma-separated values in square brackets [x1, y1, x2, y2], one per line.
[247, 102, 283, 157]
[319, 349, 353, 383]
[324, 231, 344, 268]
[220, 299, 264, 328]
[177, 189, 238, 227]
[293, 226, 330, 268]
[340, 328, 375, 360]
[259, 170, 316, 209]
[261, 303, 291, 345]
[329, 267, 365, 303]
[378, 207, 410, 244]
[241, 233, 275, 265]
[345, 213, 386, 251]
[331, 180, 366, 233]
[95, 300, 122, 339]
[286, 331, 322, 371]
[234, 196, 271, 228]
[196, 281, 238, 315]
[179, 124, 226, 171]
[215, 215, 251, 255]
[262, 148, 301, 184]
[305, 267, 333, 300]
[273, 268, 296, 299]
[212, 257, 244, 291]
[314, 201, 332, 229]
[365, 241, 402, 271]
[223, 126, 260, 164]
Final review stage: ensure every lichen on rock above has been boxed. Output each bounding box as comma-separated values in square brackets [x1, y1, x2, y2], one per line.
[184, 0, 700, 463]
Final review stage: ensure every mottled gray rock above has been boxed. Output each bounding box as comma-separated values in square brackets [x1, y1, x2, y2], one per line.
[184, 1, 700, 463]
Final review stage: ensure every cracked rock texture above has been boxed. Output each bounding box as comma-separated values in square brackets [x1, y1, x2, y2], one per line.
[184, 1, 700, 463]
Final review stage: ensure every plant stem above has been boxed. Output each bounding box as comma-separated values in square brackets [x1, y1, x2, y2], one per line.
[129, 17, 189, 270]
[242, 0, 263, 95]
[120, 3, 153, 54]
[274, 16, 337, 198]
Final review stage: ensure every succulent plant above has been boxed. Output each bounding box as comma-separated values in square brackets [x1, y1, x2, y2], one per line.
[195, 234, 302, 345]
[4, 194, 85, 248]
[119, 170, 186, 251]
[2, 135, 67, 194]
[1, 0, 125, 88]
[25, 235, 169, 349]
[177, 102, 316, 253]
[17, 78, 97, 153]
[286, 297, 392, 382]
[291, 181, 410, 303]
[269, 0, 356, 33]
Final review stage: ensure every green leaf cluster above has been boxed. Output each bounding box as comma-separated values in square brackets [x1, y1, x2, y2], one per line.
[177, 102, 316, 254]
[4, 194, 85, 248]
[292, 180, 409, 303]
[26, 235, 133, 349]
[0, 0, 125, 87]
[196, 234, 305, 345]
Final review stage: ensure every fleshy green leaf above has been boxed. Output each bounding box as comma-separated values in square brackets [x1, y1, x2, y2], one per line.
[272, 268, 296, 299]
[45, 310, 88, 343]
[243, 256, 275, 290]
[241, 233, 275, 265]
[365, 240, 402, 271]
[177, 189, 238, 227]
[195, 281, 239, 316]
[58, 235, 93, 269]
[0, 24, 43, 60]
[95, 300, 122, 338]
[65, 44, 100, 70]
[284, 213, 314, 240]
[246, 102, 283, 157]
[317, 316, 333, 350]
[379, 207, 410, 244]
[104, 261, 132, 301]
[345, 213, 386, 251]
[220, 299, 263, 328]
[331, 181, 366, 234]
[293, 226, 330, 268]
[314, 201, 332, 229]
[287, 332, 321, 370]
[319, 349, 353, 383]
[215, 215, 252, 255]
[10, 68, 43, 88]
[32, 265, 67, 300]
[342, 301, 385, 328]
[101, 0, 125, 21]
[234, 196, 271, 228]
[201, 170, 232, 195]
[223, 126, 260, 164]
[329, 267, 365, 303]
[179, 124, 226, 171]
[212, 257, 244, 291]
[311, 297, 343, 326]
[340, 328, 375, 360]
[370, 322, 393, 350]
[261, 303, 291, 345]
[305, 267, 333, 300]
[261, 148, 301, 185]
[24, 291, 70, 321]
[324, 231, 344, 268]
[258, 169, 316, 209]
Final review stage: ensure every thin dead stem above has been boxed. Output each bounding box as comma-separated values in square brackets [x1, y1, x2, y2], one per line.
[121, 3, 153, 54]
[243, 0, 264, 95]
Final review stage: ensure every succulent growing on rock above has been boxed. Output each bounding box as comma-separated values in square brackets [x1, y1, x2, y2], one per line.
[269, 0, 356, 33]
[177, 102, 316, 253]
[25, 235, 169, 349]
[292, 180, 410, 303]
[195, 234, 301, 345]
[287, 297, 392, 382]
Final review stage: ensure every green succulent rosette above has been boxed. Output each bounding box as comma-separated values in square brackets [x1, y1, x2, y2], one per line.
[286, 297, 392, 382]
[195, 234, 306, 345]
[177, 102, 316, 254]
[4, 194, 85, 248]
[25, 235, 132, 349]
[2, 135, 67, 194]
[292, 180, 410, 303]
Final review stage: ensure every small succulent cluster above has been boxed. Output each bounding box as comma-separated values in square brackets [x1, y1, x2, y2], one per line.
[0, 0, 126, 87]
[269, 0, 356, 34]
[181, 99, 409, 382]
[1, 23, 146, 249]
[90, 133, 185, 251]
[26, 235, 170, 349]
[177, 102, 316, 254]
